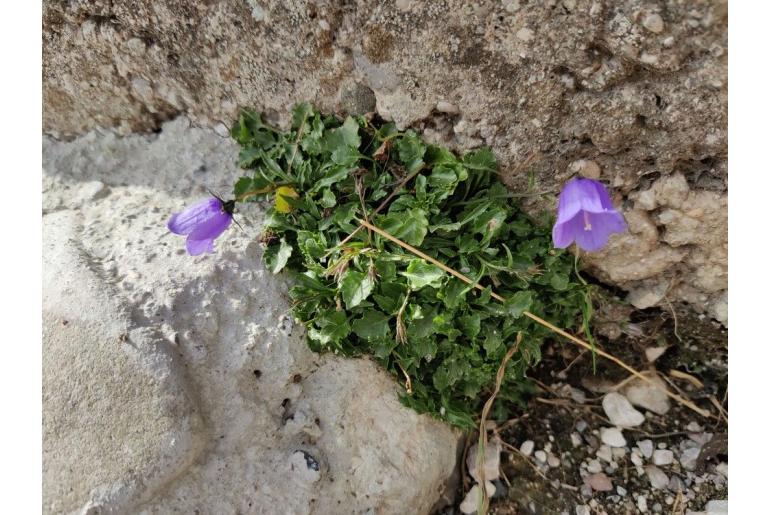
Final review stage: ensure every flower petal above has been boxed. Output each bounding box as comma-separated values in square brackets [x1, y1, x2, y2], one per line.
[167, 198, 223, 236]
[552, 212, 582, 249]
[574, 211, 627, 252]
[556, 178, 605, 223]
[186, 237, 216, 256]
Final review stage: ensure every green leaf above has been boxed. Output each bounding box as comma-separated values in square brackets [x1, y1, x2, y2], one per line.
[462, 147, 497, 172]
[340, 270, 375, 309]
[395, 130, 426, 172]
[352, 310, 391, 340]
[504, 291, 533, 318]
[549, 273, 570, 291]
[458, 313, 481, 339]
[379, 208, 429, 246]
[401, 260, 445, 290]
[292, 102, 314, 130]
[308, 310, 350, 345]
[263, 238, 292, 274]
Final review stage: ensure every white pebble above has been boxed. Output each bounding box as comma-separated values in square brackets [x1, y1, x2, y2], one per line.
[602, 393, 645, 427]
[601, 427, 627, 448]
[638, 439, 654, 458]
[520, 440, 534, 457]
[596, 446, 613, 463]
[534, 450, 547, 463]
[645, 465, 669, 489]
[653, 449, 674, 466]
[638, 495, 648, 512]
[642, 13, 665, 33]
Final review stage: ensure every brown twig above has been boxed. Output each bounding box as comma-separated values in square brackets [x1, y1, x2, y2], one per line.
[357, 218, 714, 420]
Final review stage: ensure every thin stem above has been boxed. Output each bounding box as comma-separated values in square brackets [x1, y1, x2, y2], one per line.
[357, 218, 713, 419]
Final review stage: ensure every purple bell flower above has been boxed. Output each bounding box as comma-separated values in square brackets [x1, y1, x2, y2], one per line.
[167, 197, 234, 256]
[552, 178, 627, 252]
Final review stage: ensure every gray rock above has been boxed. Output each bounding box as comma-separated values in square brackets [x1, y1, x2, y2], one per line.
[680, 447, 701, 471]
[638, 439, 655, 458]
[705, 499, 728, 514]
[653, 449, 675, 466]
[602, 393, 646, 427]
[600, 427, 627, 448]
[42, 124, 462, 515]
[624, 376, 671, 415]
[585, 473, 613, 492]
[467, 439, 501, 483]
[645, 465, 670, 489]
[520, 440, 535, 457]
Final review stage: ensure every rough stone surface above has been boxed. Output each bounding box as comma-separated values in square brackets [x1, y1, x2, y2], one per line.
[42, 119, 461, 515]
[602, 392, 645, 428]
[42, 0, 728, 324]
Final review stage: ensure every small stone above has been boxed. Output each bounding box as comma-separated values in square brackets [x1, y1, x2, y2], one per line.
[459, 482, 497, 514]
[652, 503, 663, 513]
[631, 452, 644, 467]
[617, 485, 627, 496]
[436, 101, 459, 114]
[601, 427, 627, 448]
[645, 346, 668, 363]
[612, 448, 626, 459]
[624, 376, 671, 415]
[602, 393, 645, 427]
[569, 159, 601, 179]
[705, 499, 728, 514]
[642, 13, 665, 33]
[520, 440, 535, 457]
[653, 449, 674, 466]
[638, 495, 648, 512]
[571, 432, 583, 447]
[467, 439, 501, 483]
[645, 465, 669, 489]
[585, 472, 613, 492]
[340, 83, 377, 115]
[596, 445, 613, 463]
[638, 439, 654, 458]
[575, 505, 590, 515]
[534, 450, 547, 464]
[680, 447, 700, 471]
[686, 422, 703, 433]
[548, 454, 561, 467]
[516, 27, 534, 42]
[715, 462, 728, 477]
[668, 474, 685, 492]
[576, 420, 588, 433]
[586, 459, 603, 473]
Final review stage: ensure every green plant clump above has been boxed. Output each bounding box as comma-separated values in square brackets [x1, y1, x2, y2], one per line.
[231, 104, 591, 429]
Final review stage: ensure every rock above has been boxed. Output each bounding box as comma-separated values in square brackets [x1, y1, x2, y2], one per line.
[576, 420, 588, 433]
[520, 440, 535, 457]
[638, 495, 648, 513]
[653, 449, 675, 466]
[459, 482, 496, 514]
[576, 505, 590, 515]
[680, 447, 701, 471]
[600, 427, 627, 448]
[571, 432, 583, 447]
[638, 439, 655, 459]
[705, 500, 728, 514]
[645, 346, 668, 363]
[642, 13, 665, 33]
[585, 473, 613, 492]
[547, 454, 561, 467]
[645, 465, 670, 489]
[602, 393, 646, 427]
[436, 101, 460, 114]
[616, 485, 627, 496]
[43, 0, 728, 322]
[467, 439, 501, 483]
[596, 446, 613, 463]
[623, 376, 671, 415]
[568, 159, 602, 179]
[339, 82, 378, 115]
[534, 450, 548, 464]
[715, 462, 728, 477]
[587, 459, 603, 473]
[42, 123, 462, 515]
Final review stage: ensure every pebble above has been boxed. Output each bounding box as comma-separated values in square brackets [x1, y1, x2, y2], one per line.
[547, 454, 561, 467]
[624, 377, 671, 415]
[571, 432, 583, 447]
[612, 448, 626, 459]
[467, 440, 501, 483]
[575, 506, 590, 515]
[668, 474, 685, 492]
[585, 472, 613, 492]
[645, 465, 669, 489]
[602, 393, 645, 427]
[652, 503, 663, 513]
[576, 420, 588, 433]
[586, 459, 603, 473]
[653, 449, 674, 466]
[616, 485, 627, 496]
[436, 101, 459, 114]
[516, 27, 534, 42]
[645, 346, 667, 362]
[638, 495, 648, 512]
[580, 483, 593, 499]
[715, 462, 728, 477]
[638, 439, 654, 458]
[596, 446, 613, 463]
[686, 422, 703, 433]
[642, 13, 665, 33]
[680, 447, 700, 471]
[520, 440, 535, 457]
[631, 452, 644, 467]
[459, 482, 496, 514]
[534, 450, 547, 463]
[569, 159, 601, 179]
[705, 499, 728, 514]
[601, 427, 627, 447]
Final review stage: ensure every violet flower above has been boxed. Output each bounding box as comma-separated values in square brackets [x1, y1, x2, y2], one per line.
[167, 197, 234, 255]
[552, 178, 627, 252]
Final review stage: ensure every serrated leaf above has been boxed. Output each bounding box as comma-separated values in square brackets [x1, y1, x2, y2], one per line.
[401, 260, 444, 290]
[462, 147, 497, 172]
[340, 270, 375, 309]
[308, 310, 350, 345]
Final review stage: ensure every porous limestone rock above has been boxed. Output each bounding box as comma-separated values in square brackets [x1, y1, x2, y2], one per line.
[42, 120, 461, 515]
[42, 0, 728, 323]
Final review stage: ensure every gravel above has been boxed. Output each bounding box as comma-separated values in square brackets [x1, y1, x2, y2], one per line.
[602, 393, 646, 427]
